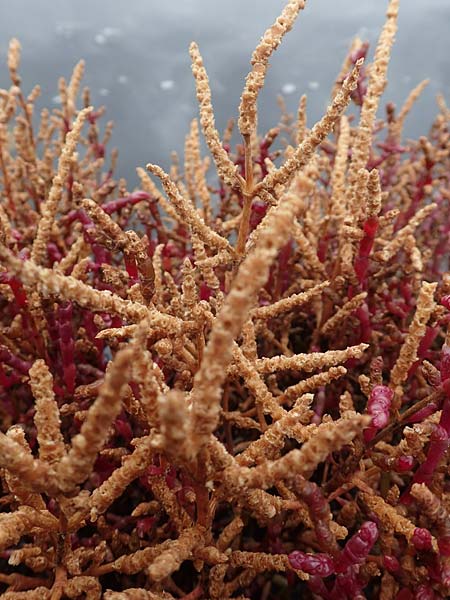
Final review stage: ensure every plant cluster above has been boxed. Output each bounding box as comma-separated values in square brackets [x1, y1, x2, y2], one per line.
[0, 0, 449, 598]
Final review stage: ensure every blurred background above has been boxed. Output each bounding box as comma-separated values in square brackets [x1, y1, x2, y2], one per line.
[0, 0, 448, 185]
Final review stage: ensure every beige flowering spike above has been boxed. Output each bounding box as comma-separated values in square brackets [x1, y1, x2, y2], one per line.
[184, 120, 197, 206]
[255, 59, 363, 195]
[80, 436, 156, 525]
[67, 59, 85, 115]
[232, 343, 285, 420]
[378, 203, 436, 262]
[189, 42, 242, 189]
[0, 244, 184, 330]
[153, 389, 192, 460]
[63, 576, 101, 600]
[217, 516, 244, 552]
[0, 202, 12, 245]
[194, 248, 234, 270]
[278, 365, 348, 405]
[81, 200, 154, 302]
[390, 281, 437, 408]
[238, 0, 306, 137]
[147, 526, 205, 581]
[235, 0, 307, 254]
[190, 118, 212, 222]
[366, 167, 384, 218]
[81, 198, 129, 250]
[238, 343, 368, 375]
[56, 346, 134, 492]
[0, 430, 56, 495]
[230, 550, 290, 573]
[189, 189, 306, 456]
[96, 324, 137, 340]
[147, 163, 233, 253]
[31, 106, 92, 265]
[393, 79, 430, 138]
[251, 280, 329, 320]
[320, 292, 367, 336]
[4, 426, 46, 509]
[348, 0, 399, 188]
[104, 592, 174, 600]
[292, 221, 328, 277]
[332, 36, 365, 98]
[126, 230, 155, 304]
[296, 94, 308, 144]
[29, 359, 65, 464]
[237, 394, 314, 467]
[149, 475, 193, 532]
[100, 540, 175, 575]
[237, 414, 370, 490]
[53, 232, 86, 273]
[360, 492, 439, 551]
[410, 483, 450, 530]
[0, 506, 58, 553]
[129, 322, 167, 427]
[1, 588, 52, 599]
[330, 115, 350, 218]
[136, 166, 178, 220]
[8, 38, 21, 85]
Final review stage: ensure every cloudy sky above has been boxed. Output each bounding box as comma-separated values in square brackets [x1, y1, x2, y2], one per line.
[0, 0, 448, 184]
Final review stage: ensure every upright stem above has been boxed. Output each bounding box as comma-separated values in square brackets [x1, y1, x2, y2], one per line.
[18, 89, 36, 151]
[0, 141, 15, 215]
[236, 134, 254, 256]
[50, 565, 67, 600]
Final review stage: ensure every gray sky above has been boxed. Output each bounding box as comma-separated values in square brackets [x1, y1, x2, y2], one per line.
[0, 0, 448, 184]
